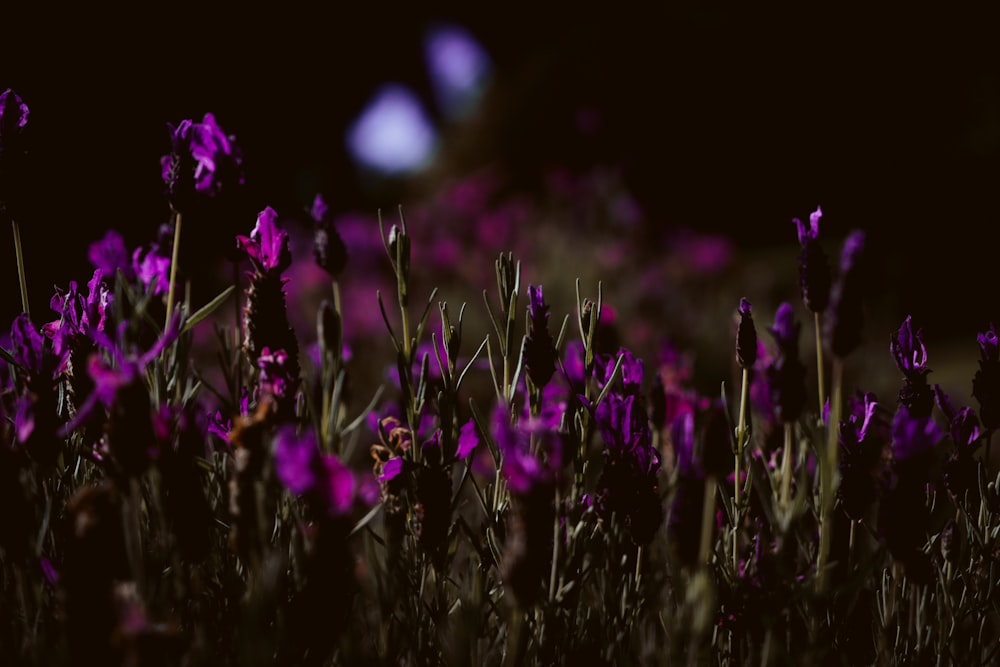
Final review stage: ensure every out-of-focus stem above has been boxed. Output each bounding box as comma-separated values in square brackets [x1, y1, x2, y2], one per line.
[165, 211, 182, 326]
[817, 357, 844, 595]
[11, 216, 29, 315]
[814, 312, 826, 417]
[780, 423, 794, 508]
[699, 475, 718, 566]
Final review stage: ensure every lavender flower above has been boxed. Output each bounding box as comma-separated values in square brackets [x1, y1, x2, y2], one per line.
[890, 315, 934, 418]
[491, 404, 562, 607]
[837, 392, 887, 521]
[878, 405, 941, 584]
[592, 390, 665, 545]
[794, 206, 831, 314]
[238, 207, 301, 409]
[668, 411, 705, 569]
[765, 302, 807, 424]
[934, 384, 984, 502]
[88, 230, 136, 282]
[522, 284, 557, 390]
[9, 313, 69, 469]
[972, 323, 1000, 433]
[160, 112, 244, 215]
[311, 193, 348, 278]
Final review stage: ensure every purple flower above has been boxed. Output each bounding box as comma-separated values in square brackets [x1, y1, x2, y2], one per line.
[311, 194, 348, 278]
[9, 314, 69, 467]
[132, 243, 171, 296]
[765, 303, 807, 424]
[826, 230, 866, 359]
[794, 206, 831, 314]
[522, 284, 557, 389]
[237, 207, 292, 276]
[257, 346, 299, 421]
[973, 323, 1000, 432]
[837, 392, 887, 521]
[161, 112, 244, 214]
[273, 425, 360, 518]
[590, 367, 664, 545]
[493, 404, 563, 496]
[88, 230, 136, 282]
[890, 315, 934, 418]
[891, 316, 929, 379]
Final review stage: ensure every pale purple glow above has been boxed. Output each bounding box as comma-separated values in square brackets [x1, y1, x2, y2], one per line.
[345, 84, 438, 175]
[423, 23, 492, 120]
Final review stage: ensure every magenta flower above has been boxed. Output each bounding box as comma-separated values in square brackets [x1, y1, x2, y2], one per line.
[161, 112, 244, 214]
[237, 206, 293, 276]
[890, 315, 934, 418]
[522, 284, 557, 390]
[88, 230, 136, 282]
[973, 323, 1000, 432]
[273, 426, 359, 518]
[794, 206, 831, 314]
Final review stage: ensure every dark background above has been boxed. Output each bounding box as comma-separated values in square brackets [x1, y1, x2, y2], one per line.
[3, 4, 999, 342]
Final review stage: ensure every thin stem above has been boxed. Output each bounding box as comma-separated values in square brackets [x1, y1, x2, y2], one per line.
[165, 210, 182, 326]
[11, 216, 29, 315]
[780, 422, 794, 508]
[734, 366, 750, 573]
[699, 475, 718, 566]
[814, 311, 826, 416]
[816, 356, 844, 595]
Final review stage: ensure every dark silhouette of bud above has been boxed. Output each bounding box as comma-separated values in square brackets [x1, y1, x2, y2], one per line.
[736, 297, 758, 369]
[794, 206, 832, 314]
[827, 230, 866, 359]
[311, 194, 348, 278]
[765, 303, 807, 423]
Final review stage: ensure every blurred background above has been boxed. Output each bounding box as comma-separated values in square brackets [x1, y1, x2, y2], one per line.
[3, 3, 999, 404]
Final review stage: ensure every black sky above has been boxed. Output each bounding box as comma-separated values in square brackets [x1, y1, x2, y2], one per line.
[3, 4, 1000, 340]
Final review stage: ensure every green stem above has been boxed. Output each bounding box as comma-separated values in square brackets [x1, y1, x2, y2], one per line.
[165, 210, 182, 326]
[814, 311, 826, 417]
[780, 422, 794, 508]
[11, 216, 29, 315]
[816, 357, 844, 595]
[734, 367, 750, 573]
[699, 475, 718, 566]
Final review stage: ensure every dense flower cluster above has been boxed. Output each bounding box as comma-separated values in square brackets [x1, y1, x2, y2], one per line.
[4, 91, 1000, 667]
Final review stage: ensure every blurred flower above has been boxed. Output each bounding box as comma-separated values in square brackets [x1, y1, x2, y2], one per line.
[764, 303, 807, 424]
[591, 388, 664, 545]
[668, 411, 705, 569]
[794, 206, 831, 314]
[826, 230, 866, 359]
[161, 112, 244, 214]
[523, 284, 557, 390]
[273, 425, 360, 517]
[310, 193, 348, 278]
[934, 384, 984, 502]
[345, 84, 438, 175]
[88, 230, 136, 282]
[972, 323, 1000, 433]
[879, 404, 941, 584]
[0, 88, 29, 209]
[837, 392, 887, 521]
[423, 22, 493, 121]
